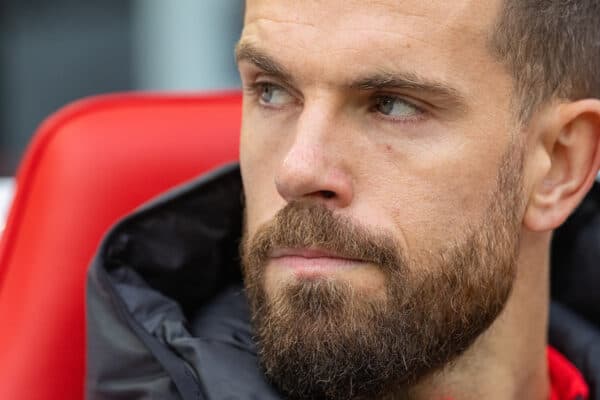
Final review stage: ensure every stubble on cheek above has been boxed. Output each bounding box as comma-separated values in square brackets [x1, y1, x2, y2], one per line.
[239, 145, 525, 400]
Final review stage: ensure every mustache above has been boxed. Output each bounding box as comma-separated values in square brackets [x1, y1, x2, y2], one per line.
[243, 201, 407, 273]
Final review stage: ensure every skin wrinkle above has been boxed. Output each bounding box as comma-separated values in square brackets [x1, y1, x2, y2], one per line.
[254, 0, 485, 36]
[238, 34, 504, 116]
[249, 0, 496, 40]
[253, 27, 452, 57]
[248, 6, 486, 55]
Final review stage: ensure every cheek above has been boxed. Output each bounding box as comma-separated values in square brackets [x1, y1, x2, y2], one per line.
[357, 145, 499, 255]
[240, 112, 287, 237]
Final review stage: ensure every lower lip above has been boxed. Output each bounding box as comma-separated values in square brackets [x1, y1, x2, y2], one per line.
[269, 255, 365, 277]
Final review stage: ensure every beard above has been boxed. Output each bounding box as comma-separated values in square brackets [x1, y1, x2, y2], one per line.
[241, 148, 524, 400]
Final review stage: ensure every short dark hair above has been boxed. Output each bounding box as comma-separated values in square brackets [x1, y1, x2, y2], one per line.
[491, 1, 600, 123]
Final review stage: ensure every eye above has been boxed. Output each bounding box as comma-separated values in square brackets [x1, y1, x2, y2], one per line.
[255, 82, 295, 107]
[374, 95, 423, 120]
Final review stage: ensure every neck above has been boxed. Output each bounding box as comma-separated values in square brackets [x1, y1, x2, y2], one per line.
[400, 230, 551, 400]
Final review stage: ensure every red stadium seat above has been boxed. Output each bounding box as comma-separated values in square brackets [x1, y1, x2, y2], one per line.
[0, 92, 242, 400]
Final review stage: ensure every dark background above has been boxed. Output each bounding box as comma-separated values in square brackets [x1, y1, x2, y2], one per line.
[0, 0, 243, 175]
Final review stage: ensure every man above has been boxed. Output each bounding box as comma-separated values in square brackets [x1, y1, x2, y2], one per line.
[86, 1, 600, 399]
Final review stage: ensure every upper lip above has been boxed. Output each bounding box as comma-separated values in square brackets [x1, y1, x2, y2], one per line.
[270, 248, 362, 262]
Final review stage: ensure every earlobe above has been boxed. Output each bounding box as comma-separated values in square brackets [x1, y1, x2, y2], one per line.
[524, 100, 600, 232]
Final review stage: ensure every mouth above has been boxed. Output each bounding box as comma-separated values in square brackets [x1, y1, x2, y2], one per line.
[269, 247, 368, 277]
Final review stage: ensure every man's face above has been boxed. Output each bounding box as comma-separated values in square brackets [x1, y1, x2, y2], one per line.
[238, 0, 527, 398]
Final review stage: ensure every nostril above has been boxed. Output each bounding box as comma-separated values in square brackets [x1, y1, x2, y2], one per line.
[319, 190, 336, 199]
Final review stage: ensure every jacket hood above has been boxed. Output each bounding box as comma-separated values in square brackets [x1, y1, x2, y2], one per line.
[86, 163, 600, 399]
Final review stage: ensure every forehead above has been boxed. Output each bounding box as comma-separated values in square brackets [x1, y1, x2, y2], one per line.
[241, 0, 505, 93]
[244, 0, 499, 35]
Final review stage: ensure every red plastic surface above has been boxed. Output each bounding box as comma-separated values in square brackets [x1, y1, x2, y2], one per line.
[0, 92, 242, 400]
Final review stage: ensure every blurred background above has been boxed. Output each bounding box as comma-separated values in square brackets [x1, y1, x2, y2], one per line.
[0, 0, 244, 176]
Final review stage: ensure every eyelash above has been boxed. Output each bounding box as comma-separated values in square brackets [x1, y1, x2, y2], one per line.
[370, 95, 427, 124]
[244, 80, 428, 124]
[244, 81, 297, 109]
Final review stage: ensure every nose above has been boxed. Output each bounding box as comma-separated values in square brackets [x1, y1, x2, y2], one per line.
[275, 106, 354, 208]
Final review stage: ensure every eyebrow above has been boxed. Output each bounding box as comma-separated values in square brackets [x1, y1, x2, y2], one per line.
[236, 41, 468, 113]
[350, 72, 467, 111]
[236, 41, 296, 86]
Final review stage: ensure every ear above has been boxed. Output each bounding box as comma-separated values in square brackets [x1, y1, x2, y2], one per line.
[524, 99, 600, 232]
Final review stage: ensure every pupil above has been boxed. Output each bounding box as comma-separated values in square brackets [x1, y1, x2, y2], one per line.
[380, 97, 394, 114]
[262, 85, 272, 102]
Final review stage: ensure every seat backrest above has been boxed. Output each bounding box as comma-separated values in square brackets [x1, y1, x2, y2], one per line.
[0, 92, 242, 400]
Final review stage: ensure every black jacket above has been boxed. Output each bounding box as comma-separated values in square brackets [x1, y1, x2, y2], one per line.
[86, 164, 600, 399]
